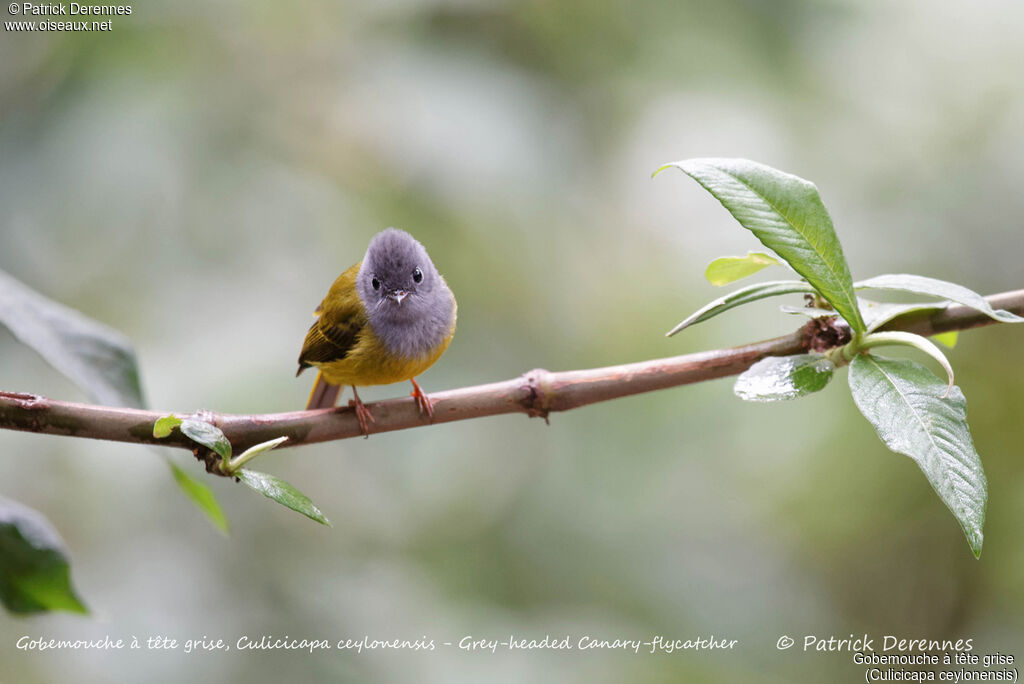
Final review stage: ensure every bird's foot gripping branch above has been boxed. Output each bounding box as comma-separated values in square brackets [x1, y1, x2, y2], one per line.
[1, 159, 1022, 616]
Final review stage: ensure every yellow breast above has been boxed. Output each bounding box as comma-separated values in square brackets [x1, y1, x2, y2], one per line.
[314, 317, 455, 388]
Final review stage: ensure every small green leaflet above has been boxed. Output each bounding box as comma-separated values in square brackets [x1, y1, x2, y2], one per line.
[169, 462, 229, 535]
[180, 421, 232, 461]
[153, 414, 183, 438]
[0, 498, 88, 615]
[228, 436, 289, 472]
[734, 354, 835, 402]
[154, 414, 232, 462]
[849, 355, 987, 557]
[153, 415, 232, 532]
[236, 470, 331, 526]
[153, 417, 319, 528]
[932, 331, 958, 348]
[656, 159, 865, 332]
[705, 252, 781, 286]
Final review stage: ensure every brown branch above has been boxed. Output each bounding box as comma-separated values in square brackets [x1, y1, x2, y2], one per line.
[1, 289, 1022, 461]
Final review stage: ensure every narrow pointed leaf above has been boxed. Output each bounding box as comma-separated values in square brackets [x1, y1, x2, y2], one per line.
[705, 252, 781, 286]
[228, 436, 289, 472]
[0, 269, 145, 408]
[734, 354, 834, 402]
[0, 498, 88, 614]
[667, 280, 815, 336]
[657, 159, 864, 332]
[236, 470, 330, 526]
[169, 462, 229, 535]
[857, 274, 1024, 324]
[849, 355, 986, 557]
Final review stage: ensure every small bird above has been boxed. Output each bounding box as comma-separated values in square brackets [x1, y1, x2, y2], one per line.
[296, 228, 456, 435]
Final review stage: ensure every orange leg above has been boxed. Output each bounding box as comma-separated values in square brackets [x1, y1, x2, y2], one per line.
[348, 386, 375, 437]
[409, 377, 434, 418]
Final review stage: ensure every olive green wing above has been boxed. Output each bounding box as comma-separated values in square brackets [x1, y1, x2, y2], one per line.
[296, 263, 366, 375]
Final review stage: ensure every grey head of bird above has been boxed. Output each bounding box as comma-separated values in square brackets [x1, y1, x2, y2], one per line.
[355, 227, 455, 359]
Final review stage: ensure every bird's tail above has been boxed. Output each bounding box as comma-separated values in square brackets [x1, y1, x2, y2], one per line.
[306, 371, 342, 410]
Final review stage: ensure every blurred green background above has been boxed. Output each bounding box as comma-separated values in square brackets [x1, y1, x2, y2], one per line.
[2, 0, 1023, 681]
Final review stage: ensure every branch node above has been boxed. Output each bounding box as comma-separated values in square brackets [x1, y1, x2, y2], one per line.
[0, 391, 47, 411]
[195, 446, 219, 474]
[192, 409, 217, 424]
[801, 317, 852, 353]
[0, 288, 1019, 449]
[188, 409, 233, 476]
[522, 368, 552, 424]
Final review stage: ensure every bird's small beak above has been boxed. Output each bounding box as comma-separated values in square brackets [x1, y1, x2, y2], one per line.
[387, 289, 408, 305]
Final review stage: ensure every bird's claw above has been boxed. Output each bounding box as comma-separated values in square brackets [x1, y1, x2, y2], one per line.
[409, 378, 434, 419]
[348, 389, 375, 438]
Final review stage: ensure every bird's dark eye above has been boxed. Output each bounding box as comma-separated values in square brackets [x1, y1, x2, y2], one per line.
[412, 268, 423, 283]
[371, 277, 381, 291]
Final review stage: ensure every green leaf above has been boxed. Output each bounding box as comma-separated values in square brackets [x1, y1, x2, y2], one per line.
[858, 299, 947, 333]
[169, 462, 229, 535]
[859, 331, 955, 397]
[656, 159, 865, 332]
[227, 436, 289, 473]
[667, 280, 816, 336]
[932, 331, 959, 348]
[705, 252, 781, 286]
[0, 498, 88, 614]
[734, 354, 834, 402]
[179, 420, 232, 461]
[0, 269, 146, 408]
[848, 355, 987, 557]
[856, 274, 1024, 324]
[153, 414, 183, 439]
[236, 470, 331, 526]
[153, 418, 230, 534]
